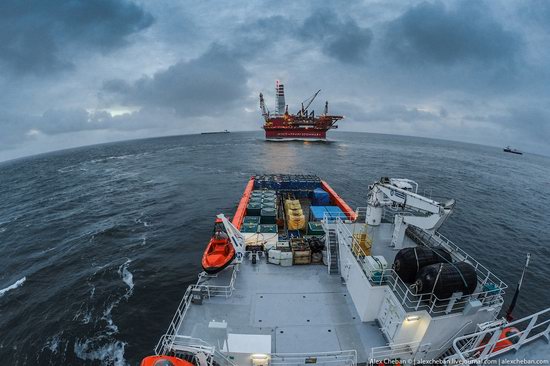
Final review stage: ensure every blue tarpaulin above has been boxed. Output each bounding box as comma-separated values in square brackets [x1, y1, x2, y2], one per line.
[309, 206, 346, 221]
[324, 206, 347, 220]
[312, 188, 330, 206]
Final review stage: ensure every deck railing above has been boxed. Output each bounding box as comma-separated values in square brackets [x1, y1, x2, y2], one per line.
[154, 265, 239, 355]
[369, 340, 419, 363]
[271, 350, 357, 366]
[325, 213, 506, 316]
[446, 307, 550, 363]
[157, 335, 238, 366]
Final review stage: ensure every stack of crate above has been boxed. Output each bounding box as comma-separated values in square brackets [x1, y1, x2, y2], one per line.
[290, 238, 311, 265]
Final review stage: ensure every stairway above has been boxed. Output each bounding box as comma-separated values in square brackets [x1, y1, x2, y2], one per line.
[328, 228, 340, 275]
[438, 337, 476, 361]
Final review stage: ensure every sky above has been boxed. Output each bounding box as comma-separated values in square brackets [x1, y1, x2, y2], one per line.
[1, 0, 549, 161]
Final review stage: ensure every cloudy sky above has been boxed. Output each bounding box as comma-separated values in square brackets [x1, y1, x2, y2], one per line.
[1, 0, 549, 161]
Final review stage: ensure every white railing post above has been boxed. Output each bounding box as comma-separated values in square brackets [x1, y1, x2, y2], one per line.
[515, 315, 538, 349]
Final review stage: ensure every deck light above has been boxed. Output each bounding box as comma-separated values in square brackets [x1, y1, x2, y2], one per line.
[406, 315, 420, 322]
[251, 354, 269, 366]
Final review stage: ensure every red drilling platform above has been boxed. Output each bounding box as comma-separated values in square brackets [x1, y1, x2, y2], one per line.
[259, 81, 343, 141]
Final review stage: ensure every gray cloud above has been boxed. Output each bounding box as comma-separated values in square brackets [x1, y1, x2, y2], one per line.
[383, 1, 522, 66]
[101, 44, 249, 117]
[334, 101, 443, 125]
[1, 0, 550, 160]
[0, 109, 113, 148]
[0, 0, 153, 76]
[297, 10, 373, 64]
[40, 109, 112, 134]
[487, 106, 550, 144]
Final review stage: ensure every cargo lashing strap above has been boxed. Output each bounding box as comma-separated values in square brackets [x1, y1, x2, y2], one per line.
[452, 262, 470, 291]
[431, 263, 470, 297]
[414, 247, 419, 273]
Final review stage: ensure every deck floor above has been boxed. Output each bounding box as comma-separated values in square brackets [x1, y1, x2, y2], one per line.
[175, 223, 421, 362]
[176, 257, 387, 362]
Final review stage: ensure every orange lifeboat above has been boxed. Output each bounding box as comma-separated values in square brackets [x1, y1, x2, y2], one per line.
[141, 355, 194, 366]
[201, 218, 235, 274]
[477, 327, 521, 355]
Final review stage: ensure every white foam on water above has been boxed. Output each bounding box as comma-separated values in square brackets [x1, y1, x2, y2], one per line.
[135, 215, 151, 227]
[102, 302, 119, 334]
[43, 334, 62, 353]
[99, 259, 135, 336]
[118, 259, 134, 298]
[0, 276, 26, 297]
[82, 310, 92, 325]
[74, 338, 128, 366]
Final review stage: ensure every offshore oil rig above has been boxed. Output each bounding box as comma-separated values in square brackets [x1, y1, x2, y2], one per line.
[259, 81, 343, 141]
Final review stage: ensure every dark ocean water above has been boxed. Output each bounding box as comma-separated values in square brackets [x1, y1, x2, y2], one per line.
[0, 131, 549, 365]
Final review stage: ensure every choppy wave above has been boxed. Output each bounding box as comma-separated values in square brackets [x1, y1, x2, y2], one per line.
[74, 338, 127, 366]
[118, 259, 134, 298]
[44, 334, 62, 353]
[0, 276, 26, 297]
[1, 132, 549, 364]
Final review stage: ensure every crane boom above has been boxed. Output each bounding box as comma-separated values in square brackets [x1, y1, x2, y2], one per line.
[366, 177, 455, 249]
[217, 213, 245, 263]
[298, 89, 321, 114]
[259, 93, 269, 119]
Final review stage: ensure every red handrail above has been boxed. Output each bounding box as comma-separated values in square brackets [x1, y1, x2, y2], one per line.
[320, 180, 357, 220]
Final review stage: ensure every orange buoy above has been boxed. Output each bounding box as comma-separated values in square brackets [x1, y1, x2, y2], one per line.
[201, 219, 235, 274]
[141, 355, 194, 366]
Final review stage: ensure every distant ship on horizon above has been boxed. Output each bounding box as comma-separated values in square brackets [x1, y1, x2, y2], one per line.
[503, 146, 523, 155]
[259, 81, 343, 141]
[201, 130, 230, 135]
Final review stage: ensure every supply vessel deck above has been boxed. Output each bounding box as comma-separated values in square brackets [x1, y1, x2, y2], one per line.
[259, 82, 343, 141]
[142, 175, 550, 366]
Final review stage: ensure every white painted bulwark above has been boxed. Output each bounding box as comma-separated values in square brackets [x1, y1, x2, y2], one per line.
[338, 238, 386, 322]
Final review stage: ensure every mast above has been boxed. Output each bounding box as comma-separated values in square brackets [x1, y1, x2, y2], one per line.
[505, 253, 530, 321]
[275, 81, 285, 115]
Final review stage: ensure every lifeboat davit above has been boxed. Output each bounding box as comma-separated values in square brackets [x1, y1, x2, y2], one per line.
[201, 218, 235, 274]
[141, 355, 194, 366]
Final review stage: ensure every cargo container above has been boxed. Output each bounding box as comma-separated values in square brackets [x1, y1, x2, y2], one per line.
[307, 222, 325, 236]
[240, 223, 258, 233]
[243, 216, 261, 225]
[246, 202, 262, 216]
[260, 208, 277, 224]
[258, 224, 277, 233]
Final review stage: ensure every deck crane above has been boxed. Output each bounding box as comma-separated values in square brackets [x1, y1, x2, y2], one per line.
[365, 177, 455, 249]
[298, 89, 321, 117]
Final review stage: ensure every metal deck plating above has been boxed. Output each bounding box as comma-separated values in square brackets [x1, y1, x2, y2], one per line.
[178, 260, 385, 358]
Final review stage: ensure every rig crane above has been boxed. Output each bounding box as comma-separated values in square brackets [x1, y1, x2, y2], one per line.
[298, 89, 321, 117]
[259, 93, 269, 119]
[365, 177, 455, 249]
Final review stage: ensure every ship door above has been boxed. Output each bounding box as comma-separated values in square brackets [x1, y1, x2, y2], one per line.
[378, 292, 402, 342]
